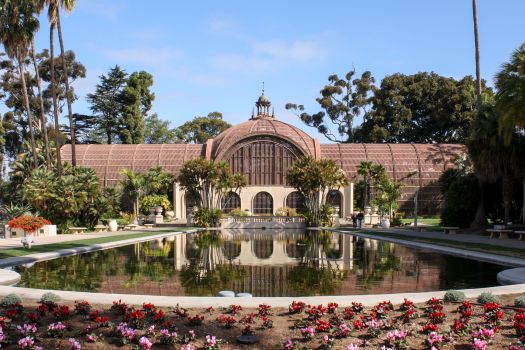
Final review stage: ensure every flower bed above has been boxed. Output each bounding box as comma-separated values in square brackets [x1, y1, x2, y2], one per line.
[7, 216, 50, 234]
[0, 294, 524, 349]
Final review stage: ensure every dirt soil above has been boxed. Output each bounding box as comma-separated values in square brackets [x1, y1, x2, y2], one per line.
[2, 293, 525, 349]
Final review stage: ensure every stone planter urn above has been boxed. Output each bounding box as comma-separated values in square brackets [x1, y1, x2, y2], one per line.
[371, 206, 378, 215]
[165, 211, 175, 220]
[155, 206, 163, 215]
[381, 218, 390, 228]
[149, 208, 156, 216]
[108, 219, 118, 232]
[364, 206, 372, 215]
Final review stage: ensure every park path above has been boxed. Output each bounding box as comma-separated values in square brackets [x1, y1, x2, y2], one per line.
[0, 228, 168, 250]
[339, 226, 525, 250]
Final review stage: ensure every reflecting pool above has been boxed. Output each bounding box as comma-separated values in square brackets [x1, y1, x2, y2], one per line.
[14, 230, 507, 297]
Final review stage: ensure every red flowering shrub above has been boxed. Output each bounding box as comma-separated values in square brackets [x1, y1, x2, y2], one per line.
[515, 309, 525, 336]
[53, 305, 70, 320]
[288, 301, 306, 314]
[74, 300, 91, 315]
[258, 304, 272, 317]
[483, 302, 504, 325]
[216, 314, 236, 328]
[111, 300, 128, 315]
[327, 302, 338, 314]
[187, 314, 204, 326]
[226, 304, 242, 315]
[8, 215, 50, 233]
[421, 323, 438, 334]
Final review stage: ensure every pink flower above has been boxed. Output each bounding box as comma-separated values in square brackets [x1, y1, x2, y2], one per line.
[206, 335, 217, 346]
[348, 344, 360, 350]
[300, 326, 315, 339]
[68, 338, 81, 350]
[472, 338, 488, 350]
[284, 339, 294, 350]
[18, 336, 35, 349]
[181, 345, 196, 350]
[139, 336, 152, 350]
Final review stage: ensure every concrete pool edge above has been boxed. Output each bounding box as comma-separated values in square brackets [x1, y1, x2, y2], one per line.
[0, 229, 201, 269]
[328, 228, 525, 268]
[0, 227, 524, 307]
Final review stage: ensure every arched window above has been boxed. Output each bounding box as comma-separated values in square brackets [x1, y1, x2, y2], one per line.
[221, 192, 241, 214]
[286, 191, 306, 213]
[227, 138, 301, 185]
[326, 190, 342, 217]
[253, 192, 273, 215]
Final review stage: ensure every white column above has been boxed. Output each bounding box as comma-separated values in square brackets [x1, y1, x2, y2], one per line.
[342, 183, 354, 218]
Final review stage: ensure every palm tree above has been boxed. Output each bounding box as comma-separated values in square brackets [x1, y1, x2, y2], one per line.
[357, 161, 373, 208]
[30, 39, 51, 168]
[50, 0, 77, 167]
[468, 102, 525, 225]
[0, 0, 40, 169]
[472, 0, 482, 110]
[119, 169, 146, 223]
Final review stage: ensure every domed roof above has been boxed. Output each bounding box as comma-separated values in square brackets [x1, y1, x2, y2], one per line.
[257, 93, 269, 103]
[211, 115, 318, 161]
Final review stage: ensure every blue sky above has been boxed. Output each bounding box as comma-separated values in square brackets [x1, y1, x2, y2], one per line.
[30, 0, 525, 141]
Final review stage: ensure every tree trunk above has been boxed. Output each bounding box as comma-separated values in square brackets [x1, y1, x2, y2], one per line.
[502, 174, 513, 225]
[472, 0, 482, 110]
[470, 176, 487, 228]
[50, 25, 62, 176]
[18, 58, 38, 169]
[56, 11, 76, 166]
[31, 39, 51, 168]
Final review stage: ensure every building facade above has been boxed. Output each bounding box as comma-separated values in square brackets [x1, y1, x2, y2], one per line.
[61, 94, 465, 219]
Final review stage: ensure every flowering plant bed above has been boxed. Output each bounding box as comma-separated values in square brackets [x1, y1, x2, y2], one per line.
[0, 294, 524, 349]
[7, 216, 50, 234]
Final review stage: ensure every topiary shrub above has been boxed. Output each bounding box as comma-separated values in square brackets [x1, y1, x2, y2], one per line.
[443, 290, 466, 303]
[39, 292, 61, 307]
[515, 296, 525, 308]
[477, 292, 499, 305]
[1, 293, 22, 307]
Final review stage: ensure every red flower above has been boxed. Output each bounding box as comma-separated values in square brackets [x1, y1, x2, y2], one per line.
[8, 215, 50, 233]
[315, 319, 331, 332]
[353, 319, 365, 330]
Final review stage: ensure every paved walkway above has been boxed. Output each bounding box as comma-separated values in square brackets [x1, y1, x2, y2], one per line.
[0, 228, 168, 250]
[339, 225, 525, 249]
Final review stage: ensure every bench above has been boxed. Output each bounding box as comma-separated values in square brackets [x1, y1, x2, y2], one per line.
[515, 231, 525, 240]
[143, 224, 154, 229]
[486, 229, 513, 239]
[117, 225, 127, 231]
[94, 225, 108, 233]
[443, 226, 460, 235]
[69, 227, 87, 234]
[125, 224, 139, 231]
[411, 224, 430, 232]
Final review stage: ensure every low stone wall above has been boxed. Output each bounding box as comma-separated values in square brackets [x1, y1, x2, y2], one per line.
[221, 216, 306, 229]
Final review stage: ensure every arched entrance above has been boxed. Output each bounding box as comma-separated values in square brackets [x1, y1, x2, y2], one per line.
[185, 192, 200, 216]
[326, 190, 342, 217]
[253, 192, 273, 215]
[221, 192, 241, 214]
[286, 191, 306, 214]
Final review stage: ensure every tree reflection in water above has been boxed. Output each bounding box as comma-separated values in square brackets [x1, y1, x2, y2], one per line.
[287, 230, 347, 296]
[179, 231, 245, 296]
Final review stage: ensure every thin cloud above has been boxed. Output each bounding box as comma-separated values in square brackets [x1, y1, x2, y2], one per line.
[100, 46, 183, 68]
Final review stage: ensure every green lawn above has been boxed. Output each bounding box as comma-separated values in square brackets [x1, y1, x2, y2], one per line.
[0, 228, 193, 259]
[338, 229, 525, 260]
[400, 217, 442, 230]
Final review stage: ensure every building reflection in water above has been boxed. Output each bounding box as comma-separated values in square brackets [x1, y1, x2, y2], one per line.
[15, 230, 505, 297]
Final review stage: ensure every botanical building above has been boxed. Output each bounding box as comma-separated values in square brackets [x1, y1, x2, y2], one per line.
[61, 93, 464, 219]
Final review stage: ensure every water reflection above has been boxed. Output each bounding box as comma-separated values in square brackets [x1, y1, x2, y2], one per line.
[14, 230, 506, 297]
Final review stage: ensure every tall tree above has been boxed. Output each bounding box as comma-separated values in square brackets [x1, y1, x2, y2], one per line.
[144, 113, 177, 144]
[0, 0, 40, 168]
[472, 0, 482, 110]
[357, 73, 490, 143]
[86, 65, 128, 144]
[30, 39, 51, 167]
[174, 112, 231, 144]
[286, 70, 375, 143]
[118, 71, 154, 144]
[496, 43, 525, 143]
[50, 0, 78, 166]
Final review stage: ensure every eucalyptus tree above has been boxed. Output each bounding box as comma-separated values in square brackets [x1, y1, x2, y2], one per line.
[0, 0, 40, 168]
[472, 0, 482, 110]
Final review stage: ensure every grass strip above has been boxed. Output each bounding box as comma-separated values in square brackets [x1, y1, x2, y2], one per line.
[0, 228, 193, 259]
[337, 229, 525, 260]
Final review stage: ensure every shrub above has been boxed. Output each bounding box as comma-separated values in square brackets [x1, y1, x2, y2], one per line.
[194, 208, 223, 227]
[515, 296, 525, 308]
[1, 293, 22, 307]
[275, 207, 297, 216]
[228, 208, 247, 217]
[440, 172, 479, 227]
[443, 290, 466, 303]
[8, 215, 50, 233]
[477, 292, 499, 305]
[140, 194, 172, 214]
[39, 292, 61, 307]
[391, 213, 403, 227]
